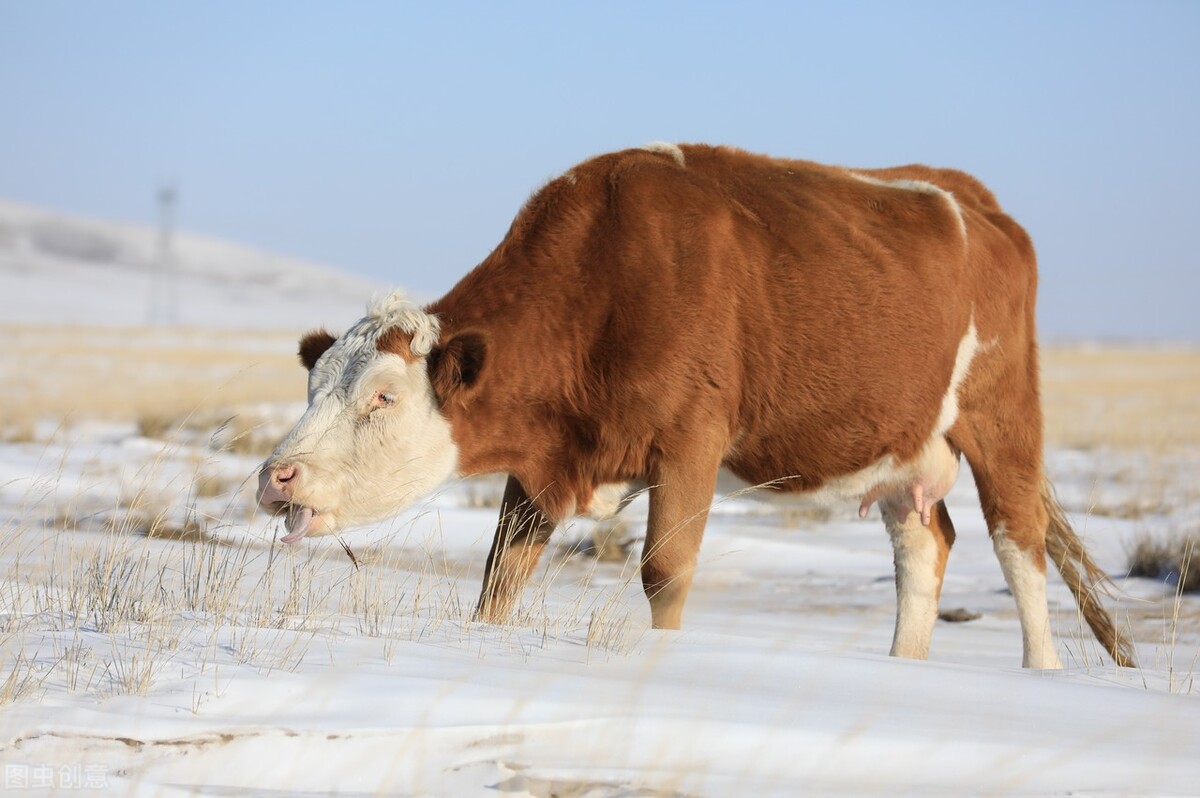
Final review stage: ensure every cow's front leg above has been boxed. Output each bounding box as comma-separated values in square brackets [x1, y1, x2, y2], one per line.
[642, 445, 722, 630]
[475, 475, 556, 623]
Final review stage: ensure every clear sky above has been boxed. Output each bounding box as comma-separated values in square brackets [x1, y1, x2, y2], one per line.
[2, 1, 1197, 340]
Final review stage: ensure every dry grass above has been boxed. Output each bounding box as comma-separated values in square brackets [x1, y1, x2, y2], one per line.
[1039, 346, 1200, 527]
[0, 427, 640, 706]
[192, 469, 240, 499]
[0, 323, 305, 434]
[1128, 532, 1200, 592]
[4, 324, 1193, 455]
[1041, 345, 1200, 452]
[0, 420, 36, 444]
[0, 519, 639, 705]
[0, 326, 1196, 704]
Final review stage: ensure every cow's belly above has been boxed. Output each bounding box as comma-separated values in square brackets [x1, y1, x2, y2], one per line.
[717, 434, 961, 515]
[717, 318, 978, 516]
[580, 433, 959, 522]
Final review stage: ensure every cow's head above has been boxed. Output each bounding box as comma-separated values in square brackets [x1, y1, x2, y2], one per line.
[256, 292, 471, 543]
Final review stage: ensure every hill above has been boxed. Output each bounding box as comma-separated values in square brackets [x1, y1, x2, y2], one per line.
[0, 198, 388, 329]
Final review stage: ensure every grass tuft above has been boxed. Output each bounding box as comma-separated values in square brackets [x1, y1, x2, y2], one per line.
[137, 413, 178, 440]
[1128, 532, 1200, 592]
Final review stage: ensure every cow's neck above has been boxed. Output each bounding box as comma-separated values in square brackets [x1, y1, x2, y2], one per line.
[427, 249, 591, 517]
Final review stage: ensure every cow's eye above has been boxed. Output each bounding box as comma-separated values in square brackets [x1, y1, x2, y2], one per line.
[372, 391, 397, 410]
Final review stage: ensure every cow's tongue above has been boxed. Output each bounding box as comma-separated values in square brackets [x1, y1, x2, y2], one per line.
[281, 506, 315, 544]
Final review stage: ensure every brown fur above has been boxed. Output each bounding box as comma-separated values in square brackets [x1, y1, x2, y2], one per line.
[429, 147, 970, 516]
[298, 329, 336, 371]
[375, 326, 422, 362]
[431, 150, 970, 512]
[328, 144, 1134, 664]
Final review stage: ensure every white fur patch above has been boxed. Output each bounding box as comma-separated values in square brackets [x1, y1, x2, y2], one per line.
[716, 434, 960, 517]
[934, 319, 979, 434]
[806, 435, 961, 509]
[885, 508, 942, 659]
[363, 291, 440, 356]
[993, 526, 1063, 669]
[586, 482, 635, 520]
[640, 141, 685, 167]
[850, 171, 967, 241]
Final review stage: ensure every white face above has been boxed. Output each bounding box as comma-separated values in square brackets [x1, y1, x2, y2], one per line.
[259, 295, 458, 542]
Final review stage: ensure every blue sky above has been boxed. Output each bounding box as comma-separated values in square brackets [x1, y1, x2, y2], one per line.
[2, 1, 1197, 339]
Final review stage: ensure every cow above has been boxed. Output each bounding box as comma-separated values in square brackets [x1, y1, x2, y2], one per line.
[257, 143, 1134, 669]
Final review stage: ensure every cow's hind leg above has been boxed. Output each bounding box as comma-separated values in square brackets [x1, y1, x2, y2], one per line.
[991, 516, 1062, 669]
[475, 475, 556, 623]
[882, 498, 956, 659]
[955, 425, 1064, 669]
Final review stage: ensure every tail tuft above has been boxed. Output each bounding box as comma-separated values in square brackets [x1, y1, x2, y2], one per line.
[1042, 479, 1137, 668]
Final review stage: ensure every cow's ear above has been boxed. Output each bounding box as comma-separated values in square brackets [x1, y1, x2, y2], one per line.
[298, 329, 337, 371]
[428, 331, 487, 404]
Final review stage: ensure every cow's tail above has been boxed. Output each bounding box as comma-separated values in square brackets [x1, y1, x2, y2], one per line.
[1041, 478, 1137, 668]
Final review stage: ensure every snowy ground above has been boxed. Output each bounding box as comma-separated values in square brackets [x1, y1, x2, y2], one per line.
[1, 208, 1198, 796]
[1, 412, 1198, 797]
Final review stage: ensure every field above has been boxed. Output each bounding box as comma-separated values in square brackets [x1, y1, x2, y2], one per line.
[1, 323, 1198, 796]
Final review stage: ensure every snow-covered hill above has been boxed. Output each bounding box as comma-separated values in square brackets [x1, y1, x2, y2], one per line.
[0, 198, 390, 329]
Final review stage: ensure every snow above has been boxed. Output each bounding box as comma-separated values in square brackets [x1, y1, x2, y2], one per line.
[2, 419, 1197, 797]
[1, 213, 1198, 796]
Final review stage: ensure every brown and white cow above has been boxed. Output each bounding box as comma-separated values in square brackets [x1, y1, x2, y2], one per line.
[257, 143, 1134, 669]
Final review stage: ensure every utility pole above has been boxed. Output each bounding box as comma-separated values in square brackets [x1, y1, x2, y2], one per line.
[150, 185, 178, 325]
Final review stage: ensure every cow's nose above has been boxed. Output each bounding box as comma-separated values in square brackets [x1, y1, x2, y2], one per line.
[257, 462, 299, 508]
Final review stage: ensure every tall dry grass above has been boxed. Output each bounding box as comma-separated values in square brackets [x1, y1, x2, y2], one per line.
[1040, 345, 1200, 452]
[0, 323, 305, 434]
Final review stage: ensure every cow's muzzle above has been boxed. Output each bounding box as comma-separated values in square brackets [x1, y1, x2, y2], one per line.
[257, 463, 321, 543]
[257, 462, 297, 510]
